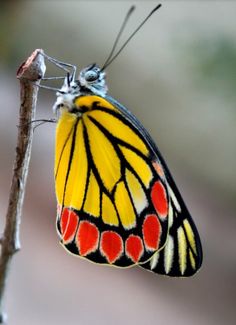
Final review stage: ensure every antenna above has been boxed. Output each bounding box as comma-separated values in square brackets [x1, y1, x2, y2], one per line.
[102, 5, 135, 70]
[101, 4, 162, 71]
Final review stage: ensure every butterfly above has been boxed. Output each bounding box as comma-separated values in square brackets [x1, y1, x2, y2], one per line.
[47, 4, 202, 277]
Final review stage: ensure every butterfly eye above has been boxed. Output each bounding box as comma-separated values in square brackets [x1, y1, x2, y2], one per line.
[84, 70, 99, 82]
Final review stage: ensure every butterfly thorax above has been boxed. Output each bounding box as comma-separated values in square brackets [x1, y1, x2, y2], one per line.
[53, 64, 108, 114]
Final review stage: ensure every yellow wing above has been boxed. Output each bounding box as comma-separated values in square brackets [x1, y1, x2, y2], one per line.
[55, 95, 169, 267]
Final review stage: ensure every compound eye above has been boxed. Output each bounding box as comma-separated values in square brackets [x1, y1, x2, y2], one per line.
[84, 70, 99, 82]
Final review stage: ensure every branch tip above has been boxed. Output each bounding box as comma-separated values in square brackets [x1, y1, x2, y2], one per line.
[17, 49, 46, 81]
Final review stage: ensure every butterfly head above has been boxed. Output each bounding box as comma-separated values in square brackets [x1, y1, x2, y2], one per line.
[53, 64, 108, 114]
[79, 63, 107, 95]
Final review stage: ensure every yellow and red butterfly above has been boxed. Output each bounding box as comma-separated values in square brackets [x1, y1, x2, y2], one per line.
[47, 4, 202, 277]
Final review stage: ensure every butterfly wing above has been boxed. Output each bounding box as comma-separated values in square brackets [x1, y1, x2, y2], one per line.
[55, 94, 202, 275]
[108, 96, 203, 276]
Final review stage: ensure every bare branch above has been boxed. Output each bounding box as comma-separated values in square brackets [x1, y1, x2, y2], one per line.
[0, 49, 46, 323]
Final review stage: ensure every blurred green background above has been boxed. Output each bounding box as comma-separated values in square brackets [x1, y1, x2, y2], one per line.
[0, 1, 235, 324]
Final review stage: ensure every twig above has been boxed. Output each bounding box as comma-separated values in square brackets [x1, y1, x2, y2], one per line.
[0, 49, 46, 323]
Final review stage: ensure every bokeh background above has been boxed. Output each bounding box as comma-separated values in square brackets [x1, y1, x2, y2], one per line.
[0, 1, 235, 324]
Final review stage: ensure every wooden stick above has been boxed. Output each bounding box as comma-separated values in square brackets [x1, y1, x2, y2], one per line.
[0, 49, 46, 323]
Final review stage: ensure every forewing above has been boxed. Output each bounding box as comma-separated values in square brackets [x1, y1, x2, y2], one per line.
[107, 96, 203, 276]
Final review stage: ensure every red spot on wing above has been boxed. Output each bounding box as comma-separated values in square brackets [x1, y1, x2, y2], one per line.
[151, 181, 168, 218]
[77, 221, 99, 256]
[100, 231, 123, 264]
[125, 235, 144, 263]
[60, 208, 79, 243]
[142, 214, 161, 251]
